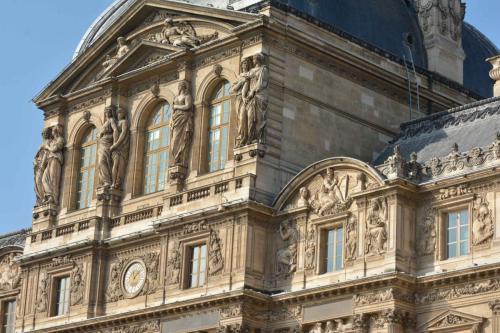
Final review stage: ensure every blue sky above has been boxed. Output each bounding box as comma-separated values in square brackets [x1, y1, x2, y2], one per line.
[0, 1, 499, 234]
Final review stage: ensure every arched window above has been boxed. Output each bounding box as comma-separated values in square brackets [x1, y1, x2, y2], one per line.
[77, 127, 97, 209]
[208, 81, 231, 172]
[143, 102, 172, 194]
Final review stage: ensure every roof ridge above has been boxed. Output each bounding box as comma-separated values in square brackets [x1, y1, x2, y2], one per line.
[0, 228, 31, 240]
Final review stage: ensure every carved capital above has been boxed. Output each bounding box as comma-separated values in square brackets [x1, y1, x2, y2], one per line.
[490, 299, 500, 315]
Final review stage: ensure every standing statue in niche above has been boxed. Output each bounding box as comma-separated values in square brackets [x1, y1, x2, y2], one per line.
[345, 215, 358, 261]
[170, 80, 194, 167]
[33, 127, 52, 206]
[97, 106, 117, 188]
[231, 57, 252, 147]
[41, 125, 65, 205]
[246, 53, 269, 144]
[110, 107, 130, 189]
[276, 220, 298, 275]
[304, 224, 316, 270]
[365, 197, 388, 256]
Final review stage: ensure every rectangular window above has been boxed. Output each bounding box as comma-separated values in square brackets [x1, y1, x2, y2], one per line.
[2, 301, 15, 333]
[188, 244, 207, 288]
[54, 277, 70, 316]
[325, 228, 343, 272]
[447, 209, 469, 259]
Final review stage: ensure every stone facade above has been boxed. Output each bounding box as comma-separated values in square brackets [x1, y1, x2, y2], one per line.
[2, 1, 500, 333]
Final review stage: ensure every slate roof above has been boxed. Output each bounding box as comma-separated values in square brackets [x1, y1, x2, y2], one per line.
[374, 97, 500, 166]
[0, 229, 29, 252]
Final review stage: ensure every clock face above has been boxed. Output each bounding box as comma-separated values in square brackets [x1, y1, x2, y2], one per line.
[123, 261, 146, 297]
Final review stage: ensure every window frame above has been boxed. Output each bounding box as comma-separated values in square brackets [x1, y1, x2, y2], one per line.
[51, 275, 71, 317]
[1, 300, 16, 333]
[444, 208, 470, 259]
[179, 232, 211, 290]
[312, 212, 349, 275]
[324, 227, 344, 273]
[186, 243, 208, 289]
[434, 194, 474, 262]
[142, 102, 172, 195]
[206, 80, 232, 173]
[75, 127, 97, 210]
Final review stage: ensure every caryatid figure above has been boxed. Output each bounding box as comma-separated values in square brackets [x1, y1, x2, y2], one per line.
[33, 127, 52, 206]
[111, 107, 130, 189]
[231, 57, 252, 148]
[97, 106, 117, 188]
[41, 125, 65, 205]
[170, 81, 194, 167]
[246, 53, 269, 144]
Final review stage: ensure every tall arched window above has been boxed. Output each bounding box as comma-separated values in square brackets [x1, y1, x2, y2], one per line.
[143, 102, 172, 194]
[208, 81, 231, 172]
[77, 127, 97, 209]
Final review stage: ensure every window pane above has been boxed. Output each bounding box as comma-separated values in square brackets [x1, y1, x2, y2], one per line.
[460, 210, 468, 225]
[460, 241, 469, 256]
[448, 228, 457, 243]
[448, 213, 457, 228]
[77, 128, 97, 209]
[3, 300, 16, 333]
[448, 243, 457, 258]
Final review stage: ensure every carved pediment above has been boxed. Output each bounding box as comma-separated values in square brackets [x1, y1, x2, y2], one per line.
[36, 1, 258, 101]
[274, 158, 384, 214]
[420, 310, 483, 332]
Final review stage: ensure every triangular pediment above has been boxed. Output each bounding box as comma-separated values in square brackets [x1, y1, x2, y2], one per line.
[35, 0, 260, 103]
[419, 310, 483, 332]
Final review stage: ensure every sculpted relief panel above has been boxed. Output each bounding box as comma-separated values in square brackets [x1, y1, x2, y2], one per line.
[0, 253, 21, 292]
[364, 197, 388, 256]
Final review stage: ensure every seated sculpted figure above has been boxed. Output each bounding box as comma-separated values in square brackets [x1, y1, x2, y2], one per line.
[158, 18, 200, 48]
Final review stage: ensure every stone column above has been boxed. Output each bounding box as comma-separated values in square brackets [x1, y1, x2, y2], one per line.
[489, 300, 500, 332]
[353, 314, 369, 333]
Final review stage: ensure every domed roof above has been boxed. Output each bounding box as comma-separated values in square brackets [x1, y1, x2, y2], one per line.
[278, 0, 427, 68]
[75, 0, 498, 97]
[463, 22, 499, 98]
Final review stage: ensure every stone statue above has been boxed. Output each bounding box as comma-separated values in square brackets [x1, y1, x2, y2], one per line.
[0, 254, 21, 291]
[170, 80, 194, 167]
[304, 225, 316, 270]
[418, 210, 436, 255]
[231, 57, 253, 147]
[309, 323, 323, 333]
[333, 319, 353, 333]
[102, 37, 130, 69]
[111, 107, 130, 189]
[325, 321, 334, 333]
[157, 18, 201, 48]
[276, 220, 298, 275]
[246, 53, 269, 144]
[33, 127, 52, 206]
[41, 125, 65, 205]
[365, 197, 388, 256]
[97, 106, 117, 188]
[472, 196, 494, 246]
[346, 215, 357, 260]
[297, 187, 310, 208]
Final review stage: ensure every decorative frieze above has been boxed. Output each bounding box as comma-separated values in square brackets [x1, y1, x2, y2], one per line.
[95, 320, 160, 333]
[415, 278, 500, 304]
[354, 288, 413, 306]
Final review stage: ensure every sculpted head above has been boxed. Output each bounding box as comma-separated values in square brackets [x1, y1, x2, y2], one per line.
[253, 52, 266, 66]
[117, 107, 127, 120]
[178, 80, 190, 94]
[164, 18, 174, 27]
[105, 105, 116, 119]
[52, 125, 63, 138]
[42, 127, 52, 140]
[117, 37, 126, 46]
[241, 57, 252, 72]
